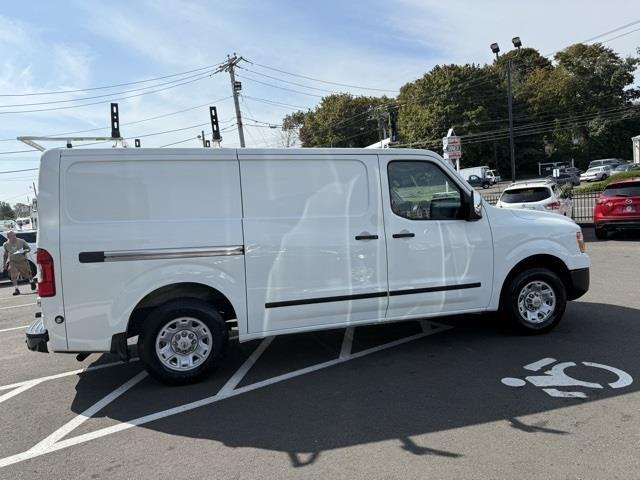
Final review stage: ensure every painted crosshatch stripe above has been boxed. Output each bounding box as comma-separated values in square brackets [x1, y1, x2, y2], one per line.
[265, 282, 482, 308]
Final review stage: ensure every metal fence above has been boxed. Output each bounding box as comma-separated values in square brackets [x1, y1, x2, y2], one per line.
[480, 190, 602, 225]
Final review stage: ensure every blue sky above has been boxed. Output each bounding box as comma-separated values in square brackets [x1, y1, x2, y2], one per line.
[1, 0, 639, 204]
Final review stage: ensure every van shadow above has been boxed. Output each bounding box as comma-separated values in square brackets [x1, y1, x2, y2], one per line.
[70, 301, 640, 467]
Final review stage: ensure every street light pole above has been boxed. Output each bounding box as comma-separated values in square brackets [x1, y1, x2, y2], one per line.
[490, 37, 521, 183]
[506, 59, 516, 183]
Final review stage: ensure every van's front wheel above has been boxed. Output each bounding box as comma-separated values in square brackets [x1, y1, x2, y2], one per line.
[502, 268, 566, 334]
[138, 300, 228, 385]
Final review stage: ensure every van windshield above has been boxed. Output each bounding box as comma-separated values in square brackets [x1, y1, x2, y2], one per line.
[501, 187, 551, 203]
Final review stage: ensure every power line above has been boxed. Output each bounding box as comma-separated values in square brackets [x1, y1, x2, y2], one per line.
[246, 59, 398, 93]
[238, 67, 350, 94]
[0, 61, 225, 97]
[0, 96, 233, 142]
[0, 73, 216, 115]
[545, 19, 640, 56]
[243, 95, 312, 111]
[0, 168, 39, 175]
[0, 70, 218, 108]
[236, 74, 325, 98]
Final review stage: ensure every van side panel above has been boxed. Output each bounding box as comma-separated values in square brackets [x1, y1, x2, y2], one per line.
[38, 150, 68, 351]
[240, 154, 388, 335]
[59, 152, 246, 351]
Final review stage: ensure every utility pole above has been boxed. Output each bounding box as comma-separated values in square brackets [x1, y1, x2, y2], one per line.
[506, 59, 516, 183]
[222, 54, 246, 147]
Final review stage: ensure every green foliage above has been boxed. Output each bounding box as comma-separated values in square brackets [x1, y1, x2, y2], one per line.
[294, 94, 391, 147]
[521, 44, 640, 167]
[280, 43, 639, 178]
[0, 202, 15, 220]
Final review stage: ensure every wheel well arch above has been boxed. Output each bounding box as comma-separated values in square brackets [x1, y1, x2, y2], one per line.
[499, 254, 571, 307]
[127, 282, 237, 337]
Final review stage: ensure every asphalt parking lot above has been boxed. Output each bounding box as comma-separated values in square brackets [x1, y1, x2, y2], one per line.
[0, 228, 639, 479]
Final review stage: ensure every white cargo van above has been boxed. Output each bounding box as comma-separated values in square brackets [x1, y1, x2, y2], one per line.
[25, 148, 590, 384]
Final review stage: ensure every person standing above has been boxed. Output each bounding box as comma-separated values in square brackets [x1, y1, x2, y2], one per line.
[2, 231, 36, 296]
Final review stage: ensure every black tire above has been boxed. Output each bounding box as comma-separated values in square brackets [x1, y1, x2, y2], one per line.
[501, 268, 566, 334]
[138, 299, 228, 385]
[595, 227, 608, 240]
[482, 182, 490, 189]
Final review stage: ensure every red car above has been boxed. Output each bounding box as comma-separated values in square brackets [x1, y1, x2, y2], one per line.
[594, 177, 640, 239]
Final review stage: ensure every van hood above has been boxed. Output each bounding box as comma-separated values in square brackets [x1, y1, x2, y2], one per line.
[486, 202, 577, 228]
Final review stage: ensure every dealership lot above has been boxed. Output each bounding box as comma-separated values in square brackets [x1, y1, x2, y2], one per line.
[0, 228, 639, 479]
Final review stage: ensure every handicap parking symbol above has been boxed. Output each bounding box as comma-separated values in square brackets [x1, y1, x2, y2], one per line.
[501, 357, 633, 398]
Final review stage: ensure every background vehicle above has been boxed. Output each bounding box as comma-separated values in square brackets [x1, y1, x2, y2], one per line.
[548, 172, 580, 186]
[580, 166, 611, 182]
[593, 177, 640, 239]
[486, 169, 501, 184]
[612, 163, 640, 175]
[459, 166, 490, 182]
[0, 230, 37, 281]
[496, 180, 573, 217]
[467, 174, 491, 189]
[588, 158, 622, 170]
[27, 148, 590, 385]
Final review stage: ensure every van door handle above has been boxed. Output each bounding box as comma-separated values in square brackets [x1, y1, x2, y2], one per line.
[392, 232, 415, 238]
[355, 233, 379, 240]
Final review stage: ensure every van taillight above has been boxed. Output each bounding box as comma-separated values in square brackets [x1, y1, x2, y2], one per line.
[36, 248, 56, 297]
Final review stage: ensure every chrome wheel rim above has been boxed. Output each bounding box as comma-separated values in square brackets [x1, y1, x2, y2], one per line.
[517, 281, 556, 324]
[155, 317, 213, 371]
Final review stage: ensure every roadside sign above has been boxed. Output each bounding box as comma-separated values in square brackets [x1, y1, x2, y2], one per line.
[443, 135, 462, 161]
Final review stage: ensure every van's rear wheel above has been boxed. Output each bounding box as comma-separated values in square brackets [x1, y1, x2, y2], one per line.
[502, 268, 566, 334]
[138, 300, 228, 385]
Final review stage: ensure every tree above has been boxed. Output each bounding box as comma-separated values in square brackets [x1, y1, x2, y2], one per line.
[0, 202, 15, 220]
[292, 94, 391, 148]
[521, 44, 640, 165]
[279, 110, 307, 147]
[396, 63, 518, 173]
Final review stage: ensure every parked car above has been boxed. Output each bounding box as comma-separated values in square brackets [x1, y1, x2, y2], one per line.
[580, 166, 611, 182]
[593, 177, 640, 239]
[611, 163, 640, 175]
[25, 148, 590, 385]
[563, 167, 582, 176]
[496, 180, 573, 217]
[588, 158, 623, 170]
[467, 174, 491, 189]
[547, 172, 580, 187]
[0, 230, 37, 281]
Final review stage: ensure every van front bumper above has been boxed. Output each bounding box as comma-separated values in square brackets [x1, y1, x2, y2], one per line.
[25, 318, 49, 353]
[567, 267, 589, 301]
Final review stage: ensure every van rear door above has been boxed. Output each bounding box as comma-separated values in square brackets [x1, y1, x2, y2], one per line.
[59, 150, 244, 351]
[240, 152, 388, 335]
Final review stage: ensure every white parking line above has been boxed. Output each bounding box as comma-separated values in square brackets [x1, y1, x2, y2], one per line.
[0, 321, 453, 469]
[0, 358, 140, 393]
[0, 325, 28, 333]
[0, 303, 36, 311]
[30, 372, 148, 454]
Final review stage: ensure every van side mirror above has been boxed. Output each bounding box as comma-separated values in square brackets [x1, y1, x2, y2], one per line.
[467, 190, 483, 221]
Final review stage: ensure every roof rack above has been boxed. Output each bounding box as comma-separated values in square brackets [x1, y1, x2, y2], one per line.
[17, 102, 127, 152]
[16, 136, 127, 152]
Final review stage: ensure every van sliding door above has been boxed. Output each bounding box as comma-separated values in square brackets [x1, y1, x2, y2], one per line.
[240, 153, 388, 335]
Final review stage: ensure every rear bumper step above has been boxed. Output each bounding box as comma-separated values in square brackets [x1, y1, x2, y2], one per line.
[25, 318, 49, 353]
